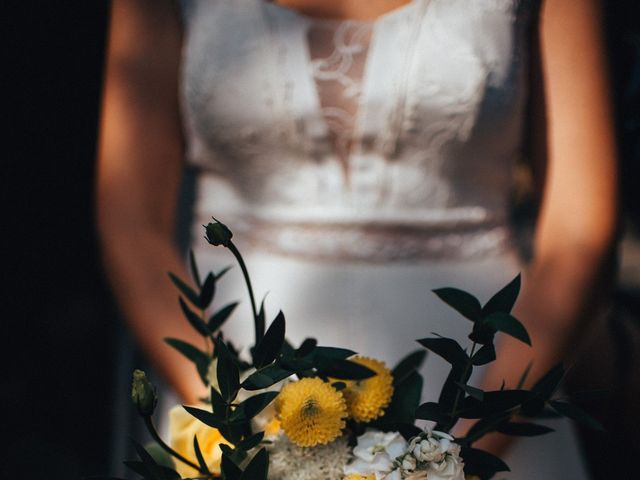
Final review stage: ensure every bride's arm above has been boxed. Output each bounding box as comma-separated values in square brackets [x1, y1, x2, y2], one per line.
[469, 0, 618, 452]
[96, 0, 205, 403]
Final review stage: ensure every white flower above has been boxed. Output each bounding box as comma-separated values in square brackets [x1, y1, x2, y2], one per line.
[411, 436, 444, 463]
[401, 454, 417, 471]
[344, 430, 407, 478]
[404, 472, 429, 480]
[384, 470, 403, 480]
[268, 435, 351, 480]
[426, 454, 465, 480]
[399, 430, 465, 480]
[408, 430, 460, 463]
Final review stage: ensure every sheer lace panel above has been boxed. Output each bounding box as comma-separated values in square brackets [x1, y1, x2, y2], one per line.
[306, 19, 373, 171]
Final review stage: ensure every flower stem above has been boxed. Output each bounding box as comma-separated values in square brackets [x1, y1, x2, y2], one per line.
[143, 416, 205, 474]
[227, 240, 262, 343]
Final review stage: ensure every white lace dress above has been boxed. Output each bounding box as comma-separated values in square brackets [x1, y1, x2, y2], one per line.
[178, 0, 590, 477]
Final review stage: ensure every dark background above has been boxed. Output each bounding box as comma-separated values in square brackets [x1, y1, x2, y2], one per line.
[3, 1, 640, 479]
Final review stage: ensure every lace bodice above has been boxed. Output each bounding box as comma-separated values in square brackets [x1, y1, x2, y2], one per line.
[179, 0, 539, 261]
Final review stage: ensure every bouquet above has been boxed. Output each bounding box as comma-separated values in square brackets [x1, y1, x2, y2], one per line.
[120, 219, 601, 480]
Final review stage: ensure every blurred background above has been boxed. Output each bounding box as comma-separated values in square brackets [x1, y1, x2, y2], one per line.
[3, 1, 639, 479]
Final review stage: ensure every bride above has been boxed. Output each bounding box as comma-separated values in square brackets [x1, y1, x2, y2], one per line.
[96, 0, 617, 478]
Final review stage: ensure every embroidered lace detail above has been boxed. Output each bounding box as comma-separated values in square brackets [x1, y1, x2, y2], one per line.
[307, 20, 372, 170]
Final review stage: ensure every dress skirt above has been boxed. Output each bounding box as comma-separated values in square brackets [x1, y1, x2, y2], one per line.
[189, 238, 591, 479]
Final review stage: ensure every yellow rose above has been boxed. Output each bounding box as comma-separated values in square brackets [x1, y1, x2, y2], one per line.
[168, 405, 232, 478]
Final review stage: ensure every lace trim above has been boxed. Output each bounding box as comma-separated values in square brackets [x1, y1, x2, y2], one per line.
[308, 20, 372, 168]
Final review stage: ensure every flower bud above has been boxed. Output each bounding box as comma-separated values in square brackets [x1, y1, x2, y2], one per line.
[131, 369, 157, 416]
[204, 219, 233, 247]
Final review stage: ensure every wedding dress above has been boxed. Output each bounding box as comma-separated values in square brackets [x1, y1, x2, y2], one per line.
[177, 0, 590, 477]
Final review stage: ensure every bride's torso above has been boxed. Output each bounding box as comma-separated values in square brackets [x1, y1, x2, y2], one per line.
[179, 0, 538, 262]
[175, 4, 592, 476]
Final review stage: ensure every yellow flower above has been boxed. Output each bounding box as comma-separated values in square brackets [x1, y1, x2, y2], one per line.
[342, 356, 394, 422]
[264, 417, 282, 438]
[168, 405, 232, 478]
[344, 475, 376, 480]
[276, 377, 348, 447]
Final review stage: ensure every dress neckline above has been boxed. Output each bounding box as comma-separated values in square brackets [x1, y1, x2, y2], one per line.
[261, 0, 430, 185]
[264, 0, 417, 24]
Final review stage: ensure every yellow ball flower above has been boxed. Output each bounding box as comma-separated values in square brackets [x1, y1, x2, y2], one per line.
[342, 356, 394, 423]
[264, 417, 282, 438]
[344, 475, 376, 480]
[276, 377, 348, 447]
[168, 405, 232, 478]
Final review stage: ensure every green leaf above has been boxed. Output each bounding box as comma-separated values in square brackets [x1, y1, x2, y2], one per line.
[392, 350, 427, 386]
[314, 356, 376, 380]
[240, 448, 269, 480]
[208, 387, 226, 417]
[433, 287, 482, 321]
[456, 382, 484, 401]
[168, 272, 200, 307]
[193, 436, 211, 474]
[253, 311, 286, 368]
[461, 447, 510, 476]
[256, 296, 267, 343]
[549, 400, 604, 431]
[482, 274, 521, 315]
[230, 391, 279, 423]
[179, 297, 210, 337]
[416, 337, 468, 367]
[131, 440, 180, 480]
[280, 357, 314, 372]
[216, 339, 240, 402]
[188, 250, 202, 289]
[437, 367, 466, 412]
[520, 397, 547, 418]
[380, 371, 423, 424]
[496, 422, 555, 436]
[183, 406, 225, 430]
[216, 265, 233, 280]
[237, 432, 265, 451]
[164, 338, 210, 385]
[468, 323, 496, 346]
[395, 423, 424, 440]
[221, 453, 242, 480]
[532, 363, 565, 398]
[415, 402, 451, 423]
[471, 343, 496, 366]
[220, 444, 234, 456]
[457, 390, 531, 418]
[241, 365, 291, 390]
[295, 338, 318, 357]
[483, 312, 531, 346]
[310, 346, 357, 359]
[208, 302, 239, 332]
[463, 415, 505, 443]
[199, 272, 216, 309]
